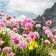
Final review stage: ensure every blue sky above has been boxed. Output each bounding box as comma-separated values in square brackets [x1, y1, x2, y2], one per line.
[0, 0, 56, 19]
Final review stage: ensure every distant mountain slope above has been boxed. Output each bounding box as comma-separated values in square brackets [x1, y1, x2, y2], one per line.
[42, 2, 56, 27]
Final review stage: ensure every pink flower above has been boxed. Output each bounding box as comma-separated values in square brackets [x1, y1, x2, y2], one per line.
[34, 31, 40, 39]
[13, 16, 16, 18]
[46, 20, 52, 26]
[25, 23, 32, 31]
[2, 46, 10, 52]
[47, 32, 53, 38]
[0, 40, 3, 46]
[19, 41, 27, 49]
[21, 20, 26, 27]
[22, 34, 28, 38]
[28, 32, 36, 40]
[11, 34, 18, 39]
[9, 52, 15, 56]
[0, 19, 6, 28]
[13, 38, 19, 44]
[42, 26, 49, 30]
[54, 35, 56, 40]
[25, 37, 32, 42]
[44, 30, 51, 35]
[9, 21, 15, 27]
[26, 18, 35, 26]
[9, 21, 19, 27]
[11, 34, 19, 44]
[35, 24, 41, 28]
[26, 18, 32, 23]
[32, 21, 35, 26]
[14, 21, 19, 28]
[13, 28, 18, 33]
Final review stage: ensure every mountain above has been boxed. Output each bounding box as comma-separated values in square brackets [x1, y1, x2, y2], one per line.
[34, 2, 56, 28]
[42, 2, 56, 27]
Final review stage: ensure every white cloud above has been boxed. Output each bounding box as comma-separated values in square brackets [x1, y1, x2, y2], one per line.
[0, 0, 55, 19]
[7, 0, 55, 15]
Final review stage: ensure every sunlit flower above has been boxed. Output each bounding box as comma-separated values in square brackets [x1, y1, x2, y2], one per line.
[28, 45, 34, 50]
[30, 41, 38, 48]
[28, 41, 38, 50]
[44, 40, 50, 45]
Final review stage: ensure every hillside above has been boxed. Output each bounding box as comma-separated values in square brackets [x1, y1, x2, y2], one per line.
[42, 2, 56, 27]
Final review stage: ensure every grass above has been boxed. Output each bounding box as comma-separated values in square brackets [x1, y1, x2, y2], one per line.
[52, 49, 56, 54]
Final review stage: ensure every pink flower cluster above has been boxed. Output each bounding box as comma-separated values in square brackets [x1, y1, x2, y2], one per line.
[21, 18, 35, 31]
[10, 33, 27, 49]
[23, 31, 40, 42]
[9, 20, 19, 28]
[0, 19, 6, 28]
[0, 10, 56, 56]
[11, 34, 20, 44]
[42, 26, 56, 43]
[42, 26, 53, 39]
[2, 46, 10, 53]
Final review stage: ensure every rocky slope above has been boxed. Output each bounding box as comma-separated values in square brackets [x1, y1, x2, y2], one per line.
[42, 2, 56, 27]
